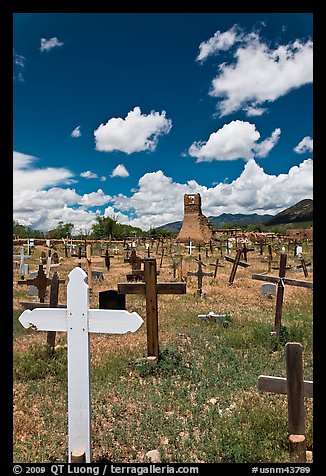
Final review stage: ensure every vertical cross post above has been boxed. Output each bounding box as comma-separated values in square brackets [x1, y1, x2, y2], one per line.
[300, 259, 308, 278]
[258, 342, 313, 463]
[229, 249, 242, 285]
[275, 253, 287, 336]
[118, 259, 186, 360]
[144, 259, 159, 358]
[47, 272, 59, 351]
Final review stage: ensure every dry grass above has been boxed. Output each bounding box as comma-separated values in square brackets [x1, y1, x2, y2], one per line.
[13, 241, 313, 463]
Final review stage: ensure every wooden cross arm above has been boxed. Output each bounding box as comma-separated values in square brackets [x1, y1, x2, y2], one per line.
[251, 274, 313, 289]
[258, 375, 313, 398]
[224, 256, 250, 267]
[117, 282, 186, 295]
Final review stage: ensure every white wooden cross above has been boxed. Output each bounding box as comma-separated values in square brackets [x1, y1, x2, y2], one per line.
[18, 266, 144, 463]
[185, 241, 196, 256]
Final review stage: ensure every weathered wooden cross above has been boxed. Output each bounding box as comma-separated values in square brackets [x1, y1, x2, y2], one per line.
[187, 254, 213, 296]
[258, 342, 313, 462]
[75, 244, 104, 291]
[209, 257, 224, 278]
[118, 258, 186, 360]
[18, 264, 56, 303]
[124, 248, 143, 271]
[101, 248, 114, 271]
[240, 242, 254, 262]
[252, 254, 313, 336]
[225, 249, 250, 284]
[20, 271, 64, 351]
[18, 267, 143, 463]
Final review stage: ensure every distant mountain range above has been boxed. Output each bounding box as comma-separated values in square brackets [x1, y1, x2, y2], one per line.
[265, 199, 313, 226]
[155, 199, 313, 232]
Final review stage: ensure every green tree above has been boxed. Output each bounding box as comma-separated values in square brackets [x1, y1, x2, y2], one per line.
[48, 221, 74, 239]
[13, 220, 44, 238]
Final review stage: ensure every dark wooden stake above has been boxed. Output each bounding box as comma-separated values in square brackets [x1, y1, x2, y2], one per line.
[229, 249, 242, 285]
[47, 272, 59, 350]
[300, 259, 308, 278]
[160, 248, 164, 268]
[274, 253, 287, 336]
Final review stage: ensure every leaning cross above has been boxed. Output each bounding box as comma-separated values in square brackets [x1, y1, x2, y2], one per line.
[258, 342, 313, 462]
[118, 258, 186, 360]
[187, 254, 213, 296]
[252, 254, 313, 335]
[18, 267, 143, 463]
[226, 249, 250, 285]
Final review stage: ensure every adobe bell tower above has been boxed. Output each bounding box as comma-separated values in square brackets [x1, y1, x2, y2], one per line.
[177, 193, 214, 244]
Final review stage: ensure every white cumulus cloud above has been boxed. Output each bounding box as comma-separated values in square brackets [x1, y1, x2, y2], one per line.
[94, 106, 172, 154]
[110, 164, 130, 178]
[294, 136, 313, 154]
[188, 120, 280, 162]
[13, 151, 74, 194]
[40, 37, 64, 52]
[198, 25, 313, 117]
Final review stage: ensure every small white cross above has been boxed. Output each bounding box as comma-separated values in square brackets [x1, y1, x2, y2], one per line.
[19, 267, 143, 463]
[185, 241, 196, 255]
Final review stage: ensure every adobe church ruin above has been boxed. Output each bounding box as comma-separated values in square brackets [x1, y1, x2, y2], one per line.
[177, 193, 214, 244]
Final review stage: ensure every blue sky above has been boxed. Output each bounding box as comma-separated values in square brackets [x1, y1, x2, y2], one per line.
[13, 12, 313, 233]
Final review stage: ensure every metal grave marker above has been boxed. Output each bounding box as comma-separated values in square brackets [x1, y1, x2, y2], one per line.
[18, 267, 143, 463]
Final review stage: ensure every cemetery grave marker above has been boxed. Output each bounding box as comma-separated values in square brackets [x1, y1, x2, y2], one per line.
[209, 257, 224, 279]
[51, 251, 59, 264]
[17, 246, 29, 277]
[240, 242, 254, 262]
[185, 240, 196, 256]
[252, 254, 313, 336]
[260, 283, 276, 297]
[258, 343, 313, 462]
[101, 248, 114, 272]
[40, 250, 47, 265]
[225, 249, 250, 285]
[118, 258, 186, 360]
[75, 244, 104, 292]
[18, 267, 144, 463]
[187, 254, 213, 297]
[18, 264, 53, 303]
[20, 272, 63, 351]
[99, 290, 126, 310]
[159, 247, 164, 268]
